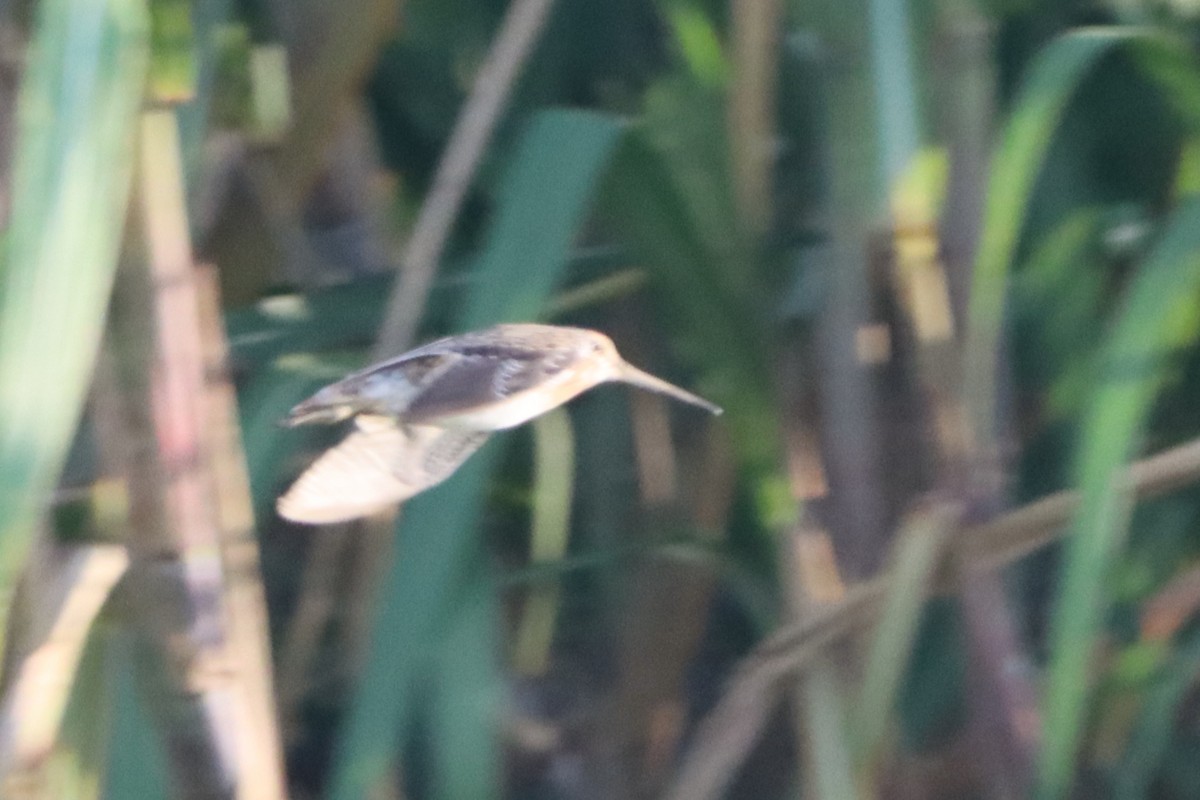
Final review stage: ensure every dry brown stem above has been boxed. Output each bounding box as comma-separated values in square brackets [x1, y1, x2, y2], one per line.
[196, 266, 288, 799]
[97, 110, 286, 800]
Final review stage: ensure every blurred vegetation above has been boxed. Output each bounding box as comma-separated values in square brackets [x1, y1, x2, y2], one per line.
[6, 0, 1200, 799]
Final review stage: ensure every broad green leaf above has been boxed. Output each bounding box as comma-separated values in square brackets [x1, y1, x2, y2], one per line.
[328, 108, 627, 800]
[431, 567, 502, 800]
[0, 0, 148, 655]
[459, 111, 629, 327]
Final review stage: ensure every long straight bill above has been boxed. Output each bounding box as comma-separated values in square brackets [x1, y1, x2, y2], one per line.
[616, 363, 723, 415]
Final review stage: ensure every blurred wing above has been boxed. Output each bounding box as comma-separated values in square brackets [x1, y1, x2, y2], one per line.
[276, 421, 489, 524]
[402, 350, 579, 425]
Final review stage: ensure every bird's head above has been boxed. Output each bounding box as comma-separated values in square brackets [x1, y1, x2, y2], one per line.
[574, 330, 623, 378]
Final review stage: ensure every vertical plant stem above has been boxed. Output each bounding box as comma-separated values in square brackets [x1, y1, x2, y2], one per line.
[933, 0, 994, 322]
[889, 25, 1041, 788]
[102, 108, 287, 799]
[801, 0, 889, 577]
[867, 0, 921, 189]
[958, 559, 1040, 797]
[105, 108, 240, 798]
[196, 265, 287, 800]
[728, 0, 782, 232]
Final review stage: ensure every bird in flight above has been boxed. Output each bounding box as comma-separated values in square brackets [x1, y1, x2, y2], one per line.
[277, 323, 721, 524]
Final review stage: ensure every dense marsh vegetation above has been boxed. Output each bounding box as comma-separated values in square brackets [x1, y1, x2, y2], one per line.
[5, 0, 1200, 798]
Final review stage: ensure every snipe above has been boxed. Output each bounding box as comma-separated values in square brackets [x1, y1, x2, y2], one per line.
[277, 324, 720, 524]
[283, 323, 721, 430]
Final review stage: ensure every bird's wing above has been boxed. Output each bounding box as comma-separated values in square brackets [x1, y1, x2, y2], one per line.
[282, 351, 463, 427]
[276, 420, 488, 524]
[400, 347, 579, 425]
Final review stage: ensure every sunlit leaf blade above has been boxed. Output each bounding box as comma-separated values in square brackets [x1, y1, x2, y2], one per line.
[664, 3, 730, 88]
[0, 0, 147, 652]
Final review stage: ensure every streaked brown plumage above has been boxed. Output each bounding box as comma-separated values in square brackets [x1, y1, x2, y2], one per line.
[276, 324, 720, 524]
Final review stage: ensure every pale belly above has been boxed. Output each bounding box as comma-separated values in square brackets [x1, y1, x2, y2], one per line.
[434, 377, 601, 430]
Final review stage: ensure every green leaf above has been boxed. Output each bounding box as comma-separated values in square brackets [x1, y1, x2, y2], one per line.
[801, 664, 858, 800]
[148, 0, 196, 103]
[432, 568, 502, 800]
[512, 409, 575, 675]
[663, 2, 730, 88]
[328, 108, 627, 800]
[1011, 209, 1106, 405]
[459, 110, 628, 327]
[49, 628, 115, 800]
[1037, 196, 1200, 800]
[853, 505, 955, 772]
[962, 29, 1200, 461]
[0, 0, 148, 654]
